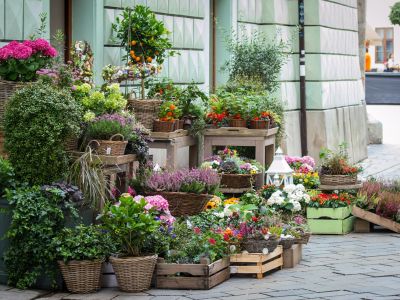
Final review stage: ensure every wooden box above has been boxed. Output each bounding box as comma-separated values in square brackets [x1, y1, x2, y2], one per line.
[352, 206, 400, 233]
[354, 218, 372, 233]
[307, 206, 355, 235]
[155, 257, 230, 290]
[307, 206, 352, 219]
[230, 246, 283, 279]
[283, 244, 302, 269]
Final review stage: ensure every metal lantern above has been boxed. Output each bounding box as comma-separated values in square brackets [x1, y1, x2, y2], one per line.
[266, 147, 294, 187]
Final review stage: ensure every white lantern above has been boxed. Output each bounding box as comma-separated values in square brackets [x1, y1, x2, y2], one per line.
[266, 147, 294, 187]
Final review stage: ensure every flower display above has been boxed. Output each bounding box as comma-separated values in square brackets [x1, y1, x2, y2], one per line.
[285, 155, 320, 189]
[308, 192, 355, 208]
[224, 197, 240, 205]
[102, 64, 161, 83]
[206, 95, 228, 127]
[132, 195, 175, 225]
[158, 101, 182, 122]
[206, 195, 222, 210]
[319, 144, 362, 176]
[265, 184, 310, 213]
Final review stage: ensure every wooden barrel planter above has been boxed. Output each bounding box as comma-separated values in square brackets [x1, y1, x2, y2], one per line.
[220, 173, 257, 189]
[249, 120, 269, 129]
[228, 119, 247, 128]
[127, 99, 162, 130]
[241, 236, 279, 254]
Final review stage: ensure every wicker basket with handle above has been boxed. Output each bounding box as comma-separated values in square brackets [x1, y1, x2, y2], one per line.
[220, 173, 257, 189]
[127, 99, 162, 130]
[89, 134, 128, 156]
[0, 80, 26, 127]
[110, 255, 157, 292]
[319, 174, 357, 186]
[58, 259, 102, 293]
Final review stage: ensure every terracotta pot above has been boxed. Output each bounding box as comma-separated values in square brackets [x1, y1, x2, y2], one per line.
[229, 119, 247, 128]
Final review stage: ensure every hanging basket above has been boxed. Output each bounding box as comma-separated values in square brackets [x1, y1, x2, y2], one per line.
[228, 119, 247, 128]
[319, 174, 357, 186]
[295, 232, 311, 245]
[153, 120, 176, 132]
[127, 99, 162, 130]
[146, 191, 212, 217]
[0, 79, 26, 127]
[241, 236, 279, 253]
[110, 255, 157, 292]
[58, 260, 102, 293]
[249, 120, 270, 130]
[220, 173, 258, 189]
[89, 134, 128, 156]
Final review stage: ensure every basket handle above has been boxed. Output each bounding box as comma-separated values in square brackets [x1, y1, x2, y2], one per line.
[110, 134, 124, 141]
[88, 140, 100, 148]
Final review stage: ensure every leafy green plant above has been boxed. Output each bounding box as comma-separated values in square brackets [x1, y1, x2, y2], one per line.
[319, 143, 362, 176]
[51, 224, 117, 263]
[146, 77, 181, 100]
[158, 101, 182, 121]
[98, 196, 160, 257]
[4, 186, 78, 289]
[390, 2, 400, 25]
[4, 82, 82, 185]
[177, 83, 208, 119]
[0, 157, 16, 196]
[86, 118, 132, 140]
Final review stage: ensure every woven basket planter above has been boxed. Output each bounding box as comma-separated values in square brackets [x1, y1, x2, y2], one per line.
[220, 173, 257, 189]
[241, 236, 279, 254]
[110, 255, 157, 292]
[64, 137, 79, 152]
[295, 232, 311, 245]
[0, 129, 5, 157]
[147, 191, 212, 217]
[228, 119, 247, 128]
[320, 174, 357, 186]
[279, 238, 295, 250]
[153, 120, 176, 132]
[0, 80, 26, 126]
[127, 99, 162, 130]
[89, 134, 127, 156]
[58, 260, 102, 293]
[249, 120, 269, 129]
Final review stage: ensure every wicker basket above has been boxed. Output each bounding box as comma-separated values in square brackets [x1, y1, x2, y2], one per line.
[279, 238, 295, 250]
[153, 120, 176, 132]
[295, 232, 311, 245]
[0, 80, 25, 127]
[64, 137, 79, 152]
[0, 129, 5, 157]
[147, 191, 212, 217]
[249, 120, 269, 129]
[110, 255, 157, 292]
[127, 99, 162, 130]
[229, 119, 247, 127]
[89, 134, 128, 156]
[319, 174, 357, 186]
[175, 119, 184, 130]
[58, 260, 102, 293]
[220, 173, 257, 189]
[241, 236, 279, 253]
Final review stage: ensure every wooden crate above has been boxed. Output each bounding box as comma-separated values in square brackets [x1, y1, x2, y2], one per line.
[307, 206, 355, 235]
[230, 246, 283, 279]
[307, 206, 352, 220]
[352, 206, 400, 233]
[354, 218, 372, 233]
[155, 257, 230, 290]
[283, 244, 302, 269]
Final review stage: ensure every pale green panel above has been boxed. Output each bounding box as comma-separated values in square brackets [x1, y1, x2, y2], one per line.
[105, 0, 121, 6]
[273, 0, 297, 25]
[159, 55, 169, 77]
[189, 0, 198, 17]
[135, 0, 147, 5]
[24, 0, 46, 39]
[163, 15, 173, 44]
[104, 8, 117, 44]
[198, 0, 205, 18]
[168, 0, 179, 14]
[0, 0, 4, 39]
[237, 0, 248, 22]
[179, 50, 189, 83]
[276, 81, 300, 110]
[158, 0, 168, 13]
[119, 47, 126, 65]
[147, 0, 158, 11]
[104, 46, 121, 66]
[193, 18, 204, 49]
[168, 55, 180, 82]
[121, 0, 135, 8]
[188, 50, 198, 82]
[258, 24, 299, 53]
[237, 23, 259, 41]
[328, 0, 357, 8]
[280, 54, 299, 81]
[5, 0, 23, 40]
[255, 0, 274, 23]
[183, 17, 193, 48]
[197, 49, 205, 83]
[247, 0, 256, 23]
[173, 17, 183, 48]
[0, 42, 7, 47]
[179, 0, 188, 15]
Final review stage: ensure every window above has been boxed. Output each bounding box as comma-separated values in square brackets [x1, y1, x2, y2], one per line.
[375, 27, 394, 63]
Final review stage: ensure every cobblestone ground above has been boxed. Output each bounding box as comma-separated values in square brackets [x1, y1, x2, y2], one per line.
[1, 233, 400, 300]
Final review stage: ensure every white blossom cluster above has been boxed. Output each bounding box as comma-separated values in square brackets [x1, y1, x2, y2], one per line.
[266, 184, 310, 212]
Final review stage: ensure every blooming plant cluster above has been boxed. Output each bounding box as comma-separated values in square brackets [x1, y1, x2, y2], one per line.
[319, 144, 362, 176]
[102, 64, 161, 83]
[86, 113, 134, 140]
[206, 95, 228, 127]
[308, 192, 355, 208]
[206, 195, 223, 210]
[159, 101, 182, 121]
[265, 184, 310, 213]
[0, 39, 57, 81]
[285, 155, 320, 189]
[132, 195, 175, 225]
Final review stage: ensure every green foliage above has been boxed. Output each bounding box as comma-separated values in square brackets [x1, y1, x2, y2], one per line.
[4, 186, 78, 289]
[390, 2, 400, 25]
[0, 157, 16, 196]
[146, 77, 180, 100]
[177, 83, 208, 118]
[319, 143, 362, 175]
[223, 32, 288, 93]
[98, 196, 160, 257]
[51, 224, 117, 263]
[4, 82, 82, 185]
[180, 181, 206, 194]
[86, 120, 132, 140]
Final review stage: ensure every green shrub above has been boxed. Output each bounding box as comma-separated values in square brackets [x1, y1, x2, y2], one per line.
[390, 2, 400, 25]
[0, 157, 16, 196]
[4, 82, 82, 184]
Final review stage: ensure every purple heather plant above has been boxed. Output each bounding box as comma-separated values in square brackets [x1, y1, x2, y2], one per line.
[93, 113, 133, 127]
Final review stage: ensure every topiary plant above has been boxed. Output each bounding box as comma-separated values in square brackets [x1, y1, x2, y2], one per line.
[390, 2, 400, 25]
[4, 82, 82, 185]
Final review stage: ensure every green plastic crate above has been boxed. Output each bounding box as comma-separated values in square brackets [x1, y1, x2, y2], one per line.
[308, 216, 355, 235]
[307, 206, 352, 220]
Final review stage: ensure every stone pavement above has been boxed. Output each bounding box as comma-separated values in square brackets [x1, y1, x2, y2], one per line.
[360, 144, 400, 180]
[1, 233, 400, 300]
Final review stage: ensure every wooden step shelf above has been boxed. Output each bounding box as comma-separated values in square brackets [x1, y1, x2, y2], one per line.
[230, 246, 283, 279]
[352, 206, 400, 233]
[204, 126, 278, 137]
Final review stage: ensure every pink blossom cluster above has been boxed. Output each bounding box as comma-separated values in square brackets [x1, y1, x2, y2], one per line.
[285, 155, 316, 173]
[135, 195, 176, 225]
[0, 38, 57, 61]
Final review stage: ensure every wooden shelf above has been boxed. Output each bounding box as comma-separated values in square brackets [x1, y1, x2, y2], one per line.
[319, 182, 363, 191]
[69, 151, 137, 166]
[150, 129, 188, 139]
[204, 126, 278, 137]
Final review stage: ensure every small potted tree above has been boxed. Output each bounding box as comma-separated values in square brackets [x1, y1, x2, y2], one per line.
[52, 224, 116, 294]
[153, 101, 182, 132]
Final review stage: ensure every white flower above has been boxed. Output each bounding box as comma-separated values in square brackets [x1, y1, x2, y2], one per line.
[223, 205, 234, 217]
[229, 245, 236, 253]
[213, 212, 225, 218]
[267, 197, 275, 205]
[153, 163, 162, 172]
[292, 201, 302, 212]
[283, 184, 296, 194]
[186, 220, 193, 229]
[212, 160, 220, 165]
[295, 184, 306, 192]
[303, 194, 311, 203]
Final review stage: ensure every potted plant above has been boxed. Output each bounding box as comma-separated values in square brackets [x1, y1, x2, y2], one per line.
[112, 5, 175, 130]
[52, 224, 116, 293]
[290, 215, 311, 244]
[285, 155, 320, 189]
[264, 184, 310, 216]
[85, 114, 133, 156]
[145, 168, 220, 216]
[319, 144, 362, 186]
[206, 94, 228, 128]
[202, 148, 262, 190]
[98, 195, 161, 292]
[226, 94, 248, 127]
[153, 101, 182, 132]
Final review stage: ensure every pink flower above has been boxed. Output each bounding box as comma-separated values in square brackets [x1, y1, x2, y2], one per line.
[43, 47, 57, 57]
[145, 195, 169, 211]
[32, 38, 51, 52]
[127, 186, 136, 196]
[0, 47, 13, 60]
[12, 43, 32, 60]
